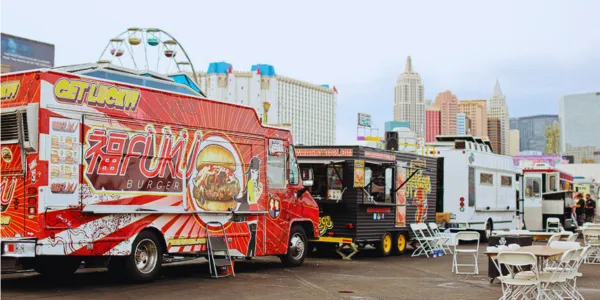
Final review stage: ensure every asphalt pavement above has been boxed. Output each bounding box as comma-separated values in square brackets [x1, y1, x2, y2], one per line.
[2, 244, 599, 300]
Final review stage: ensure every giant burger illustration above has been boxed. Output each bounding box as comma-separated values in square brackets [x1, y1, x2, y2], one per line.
[192, 144, 241, 211]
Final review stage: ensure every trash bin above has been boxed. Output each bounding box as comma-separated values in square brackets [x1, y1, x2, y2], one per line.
[488, 235, 533, 282]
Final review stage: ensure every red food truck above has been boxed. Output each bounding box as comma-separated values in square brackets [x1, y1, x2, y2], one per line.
[0, 63, 318, 282]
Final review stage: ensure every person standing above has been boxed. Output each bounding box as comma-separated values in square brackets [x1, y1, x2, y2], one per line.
[585, 193, 596, 223]
[575, 194, 586, 226]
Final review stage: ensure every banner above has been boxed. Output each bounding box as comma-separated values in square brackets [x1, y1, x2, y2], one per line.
[395, 167, 407, 227]
[354, 160, 365, 188]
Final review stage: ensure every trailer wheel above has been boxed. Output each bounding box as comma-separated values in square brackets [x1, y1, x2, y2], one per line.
[280, 225, 307, 267]
[377, 232, 393, 257]
[393, 232, 407, 255]
[123, 230, 163, 283]
[34, 257, 81, 278]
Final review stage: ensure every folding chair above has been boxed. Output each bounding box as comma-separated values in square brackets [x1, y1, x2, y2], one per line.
[452, 231, 480, 274]
[497, 252, 541, 299]
[428, 222, 452, 254]
[566, 232, 579, 242]
[546, 233, 562, 246]
[539, 248, 581, 299]
[562, 246, 590, 300]
[546, 217, 563, 232]
[583, 228, 600, 264]
[545, 241, 581, 270]
[410, 223, 436, 258]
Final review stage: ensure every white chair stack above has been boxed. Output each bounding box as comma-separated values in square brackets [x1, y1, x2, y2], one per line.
[452, 231, 480, 275]
[410, 223, 438, 258]
[583, 228, 600, 264]
[546, 217, 564, 232]
[496, 252, 541, 299]
[427, 222, 452, 254]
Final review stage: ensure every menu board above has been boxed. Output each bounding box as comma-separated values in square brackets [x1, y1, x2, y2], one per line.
[353, 160, 365, 188]
[49, 117, 80, 205]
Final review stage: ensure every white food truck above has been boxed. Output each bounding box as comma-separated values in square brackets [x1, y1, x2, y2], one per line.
[426, 136, 518, 240]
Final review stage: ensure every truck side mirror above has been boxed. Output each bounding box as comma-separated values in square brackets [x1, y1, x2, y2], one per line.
[301, 168, 314, 181]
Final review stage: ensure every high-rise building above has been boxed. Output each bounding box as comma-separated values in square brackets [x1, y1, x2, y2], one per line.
[559, 92, 600, 161]
[456, 113, 467, 135]
[509, 129, 520, 156]
[509, 115, 559, 154]
[394, 56, 425, 139]
[488, 80, 510, 155]
[195, 62, 337, 145]
[433, 90, 458, 135]
[488, 118, 502, 154]
[425, 108, 441, 142]
[546, 121, 560, 155]
[458, 100, 488, 137]
[565, 145, 600, 164]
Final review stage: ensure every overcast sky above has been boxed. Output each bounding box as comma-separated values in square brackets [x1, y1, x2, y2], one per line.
[2, 0, 599, 144]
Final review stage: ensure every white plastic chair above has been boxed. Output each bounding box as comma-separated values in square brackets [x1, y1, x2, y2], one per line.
[497, 252, 541, 299]
[452, 231, 480, 275]
[428, 222, 452, 254]
[546, 217, 563, 232]
[546, 234, 562, 246]
[410, 223, 437, 258]
[582, 228, 600, 264]
[540, 248, 582, 299]
[566, 232, 579, 242]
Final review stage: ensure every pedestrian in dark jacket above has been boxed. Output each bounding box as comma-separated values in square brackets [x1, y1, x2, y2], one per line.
[585, 194, 596, 223]
[575, 194, 586, 226]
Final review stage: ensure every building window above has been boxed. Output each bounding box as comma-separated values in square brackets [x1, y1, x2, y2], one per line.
[501, 175, 512, 187]
[480, 173, 494, 185]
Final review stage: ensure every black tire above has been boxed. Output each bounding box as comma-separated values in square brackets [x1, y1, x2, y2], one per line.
[393, 232, 408, 255]
[280, 225, 308, 267]
[34, 256, 81, 278]
[482, 220, 493, 242]
[377, 232, 393, 257]
[123, 230, 163, 283]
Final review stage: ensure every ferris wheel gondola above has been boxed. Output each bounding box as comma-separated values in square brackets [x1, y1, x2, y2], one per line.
[98, 28, 198, 82]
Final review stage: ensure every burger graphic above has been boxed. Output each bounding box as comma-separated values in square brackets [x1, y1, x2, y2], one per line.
[65, 136, 73, 150]
[51, 136, 58, 148]
[2, 148, 12, 163]
[50, 166, 60, 178]
[65, 151, 74, 164]
[51, 150, 59, 164]
[192, 144, 241, 211]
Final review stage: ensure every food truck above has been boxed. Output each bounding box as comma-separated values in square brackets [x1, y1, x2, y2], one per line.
[426, 136, 518, 240]
[296, 145, 437, 258]
[518, 163, 576, 230]
[0, 63, 319, 282]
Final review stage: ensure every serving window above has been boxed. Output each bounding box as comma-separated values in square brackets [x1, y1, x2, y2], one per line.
[525, 177, 541, 198]
[363, 163, 394, 204]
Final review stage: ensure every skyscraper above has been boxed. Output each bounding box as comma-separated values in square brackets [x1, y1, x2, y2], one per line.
[196, 62, 337, 145]
[456, 113, 467, 135]
[559, 92, 600, 153]
[458, 100, 488, 137]
[394, 56, 425, 139]
[425, 108, 441, 142]
[509, 115, 559, 154]
[433, 90, 458, 135]
[488, 118, 502, 154]
[488, 80, 510, 155]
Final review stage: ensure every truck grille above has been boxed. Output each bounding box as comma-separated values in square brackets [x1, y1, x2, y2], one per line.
[0, 112, 28, 142]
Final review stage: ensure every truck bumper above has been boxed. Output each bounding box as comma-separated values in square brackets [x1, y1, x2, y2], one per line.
[1, 238, 37, 271]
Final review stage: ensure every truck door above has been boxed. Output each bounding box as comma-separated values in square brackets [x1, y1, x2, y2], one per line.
[523, 173, 543, 230]
[43, 116, 82, 229]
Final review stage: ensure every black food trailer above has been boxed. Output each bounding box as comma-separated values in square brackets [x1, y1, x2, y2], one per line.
[296, 145, 438, 259]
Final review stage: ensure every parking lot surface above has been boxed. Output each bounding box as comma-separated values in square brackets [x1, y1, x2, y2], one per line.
[2, 246, 599, 300]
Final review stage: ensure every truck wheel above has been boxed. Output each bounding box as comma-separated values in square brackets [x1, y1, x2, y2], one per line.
[280, 225, 307, 267]
[393, 232, 407, 255]
[124, 230, 163, 283]
[34, 257, 81, 278]
[377, 232, 393, 257]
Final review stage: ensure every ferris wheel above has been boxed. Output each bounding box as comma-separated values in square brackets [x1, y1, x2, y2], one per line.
[98, 27, 197, 80]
